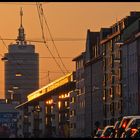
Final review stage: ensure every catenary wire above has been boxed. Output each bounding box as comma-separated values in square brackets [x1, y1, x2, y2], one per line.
[38, 3, 69, 73]
[36, 2, 66, 75]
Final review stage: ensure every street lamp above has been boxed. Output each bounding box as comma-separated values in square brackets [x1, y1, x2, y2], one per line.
[1, 56, 8, 62]
[8, 90, 14, 100]
[7, 86, 20, 103]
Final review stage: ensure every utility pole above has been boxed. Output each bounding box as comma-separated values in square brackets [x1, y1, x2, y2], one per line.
[48, 71, 51, 83]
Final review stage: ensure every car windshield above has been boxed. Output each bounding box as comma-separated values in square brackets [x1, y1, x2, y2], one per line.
[96, 130, 103, 136]
[103, 127, 113, 136]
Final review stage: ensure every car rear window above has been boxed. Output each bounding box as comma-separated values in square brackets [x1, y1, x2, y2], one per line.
[129, 119, 140, 128]
[120, 118, 131, 129]
[104, 127, 113, 136]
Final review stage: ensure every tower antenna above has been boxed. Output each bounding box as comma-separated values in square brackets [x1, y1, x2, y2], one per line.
[17, 7, 26, 44]
[20, 7, 23, 27]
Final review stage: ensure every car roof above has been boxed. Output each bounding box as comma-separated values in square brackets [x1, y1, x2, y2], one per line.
[102, 126, 114, 135]
[105, 125, 114, 129]
[123, 116, 140, 119]
[97, 129, 103, 132]
[127, 117, 140, 124]
[125, 117, 140, 130]
[132, 116, 140, 119]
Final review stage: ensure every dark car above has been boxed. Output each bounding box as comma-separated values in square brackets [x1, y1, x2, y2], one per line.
[131, 127, 140, 138]
[115, 116, 140, 138]
[121, 117, 140, 138]
[109, 120, 121, 138]
[100, 126, 114, 138]
[94, 129, 103, 138]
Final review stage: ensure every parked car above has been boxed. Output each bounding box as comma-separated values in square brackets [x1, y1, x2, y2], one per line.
[121, 116, 140, 138]
[94, 129, 103, 138]
[109, 120, 121, 138]
[131, 127, 140, 138]
[115, 116, 140, 138]
[100, 126, 114, 138]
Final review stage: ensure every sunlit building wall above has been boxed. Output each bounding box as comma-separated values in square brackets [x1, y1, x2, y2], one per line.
[16, 73, 75, 138]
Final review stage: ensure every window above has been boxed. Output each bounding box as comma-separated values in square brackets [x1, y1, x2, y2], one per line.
[70, 123, 76, 129]
[81, 87, 85, 93]
[70, 111, 72, 116]
[45, 118, 47, 124]
[19, 125, 22, 129]
[70, 110, 76, 117]
[103, 90, 106, 100]
[65, 113, 68, 117]
[73, 123, 76, 129]
[59, 114, 61, 122]
[110, 103, 113, 113]
[65, 101, 68, 107]
[118, 101, 121, 110]
[71, 97, 76, 103]
[51, 106, 53, 113]
[15, 73, 22, 77]
[70, 123, 73, 128]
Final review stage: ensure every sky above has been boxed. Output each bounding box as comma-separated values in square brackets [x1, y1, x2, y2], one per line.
[0, 2, 140, 98]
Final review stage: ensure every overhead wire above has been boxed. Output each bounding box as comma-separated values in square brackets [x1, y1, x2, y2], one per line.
[0, 54, 73, 59]
[40, 56, 72, 59]
[0, 38, 86, 42]
[36, 2, 66, 75]
[0, 2, 48, 5]
[38, 4, 69, 73]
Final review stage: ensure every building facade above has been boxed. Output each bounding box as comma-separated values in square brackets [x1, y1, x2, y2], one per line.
[72, 52, 85, 137]
[0, 100, 18, 138]
[4, 9, 39, 103]
[121, 14, 140, 116]
[16, 73, 75, 138]
[13, 10, 140, 138]
[69, 90, 77, 137]
[84, 30, 104, 137]
[101, 25, 122, 126]
[101, 11, 140, 125]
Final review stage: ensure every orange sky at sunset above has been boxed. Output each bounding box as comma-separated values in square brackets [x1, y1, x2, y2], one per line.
[0, 2, 140, 98]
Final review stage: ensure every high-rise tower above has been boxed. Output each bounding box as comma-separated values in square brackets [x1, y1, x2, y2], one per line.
[4, 8, 39, 103]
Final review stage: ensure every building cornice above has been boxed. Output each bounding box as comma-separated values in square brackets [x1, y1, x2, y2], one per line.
[84, 55, 103, 67]
[100, 31, 121, 45]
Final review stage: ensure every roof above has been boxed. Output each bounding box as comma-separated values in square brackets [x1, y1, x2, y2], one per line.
[72, 52, 85, 61]
[15, 100, 29, 109]
[16, 72, 74, 109]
